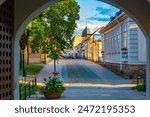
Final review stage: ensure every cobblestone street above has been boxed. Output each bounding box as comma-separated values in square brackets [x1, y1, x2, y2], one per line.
[63, 59, 131, 85]
[30, 59, 146, 100]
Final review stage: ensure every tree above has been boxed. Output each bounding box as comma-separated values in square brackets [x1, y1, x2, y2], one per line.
[30, 0, 80, 72]
[19, 25, 31, 76]
[30, 16, 48, 53]
[19, 17, 46, 76]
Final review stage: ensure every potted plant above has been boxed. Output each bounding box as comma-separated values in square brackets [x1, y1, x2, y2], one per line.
[39, 72, 65, 99]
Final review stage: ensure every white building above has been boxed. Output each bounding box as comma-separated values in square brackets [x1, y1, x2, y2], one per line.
[99, 11, 146, 78]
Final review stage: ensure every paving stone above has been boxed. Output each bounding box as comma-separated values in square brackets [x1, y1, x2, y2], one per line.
[29, 59, 146, 100]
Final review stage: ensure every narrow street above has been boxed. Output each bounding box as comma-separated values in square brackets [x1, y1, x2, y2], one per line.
[30, 59, 146, 100]
[62, 59, 132, 85]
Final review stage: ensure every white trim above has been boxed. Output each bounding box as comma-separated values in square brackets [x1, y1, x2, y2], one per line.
[127, 63, 146, 65]
[146, 38, 150, 99]
[105, 61, 121, 64]
[13, 38, 20, 99]
[105, 61, 146, 65]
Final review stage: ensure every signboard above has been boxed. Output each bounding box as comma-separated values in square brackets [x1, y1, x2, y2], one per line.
[121, 52, 128, 63]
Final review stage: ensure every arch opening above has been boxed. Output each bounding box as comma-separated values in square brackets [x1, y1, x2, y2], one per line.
[1, 0, 149, 99]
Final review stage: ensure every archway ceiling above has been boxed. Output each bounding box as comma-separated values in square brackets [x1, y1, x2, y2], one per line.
[0, 0, 6, 5]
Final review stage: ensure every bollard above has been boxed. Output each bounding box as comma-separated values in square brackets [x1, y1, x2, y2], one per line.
[32, 80, 34, 92]
[35, 78, 37, 92]
[35, 77, 37, 87]
[137, 76, 140, 86]
[29, 82, 31, 98]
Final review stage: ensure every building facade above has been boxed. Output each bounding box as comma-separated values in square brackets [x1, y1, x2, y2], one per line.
[73, 35, 83, 48]
[24, 46, 50, 64]
[72, 35, 83, 58]
[100, 11, 146, 78]
[75, 27, 103, 62]
[91, 40, 102, 62]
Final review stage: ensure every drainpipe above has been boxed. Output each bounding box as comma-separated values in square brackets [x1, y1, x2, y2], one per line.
[103, 35, 106, 64]
[116, 19, 123, 71]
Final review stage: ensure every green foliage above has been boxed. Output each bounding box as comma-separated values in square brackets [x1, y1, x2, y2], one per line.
[29, 0, 80, 60]
[133, 84, 146, 92]
[19, 64, 43, 75]
[20, 84, 40, 100]
[30, 17, 48, 53]
[20, 28, 30, 50]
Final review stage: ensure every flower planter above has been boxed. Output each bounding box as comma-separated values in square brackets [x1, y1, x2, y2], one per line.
[44, 93, 62, 99]
[121, 48, 127, 51]
[40, 72, 65, 99]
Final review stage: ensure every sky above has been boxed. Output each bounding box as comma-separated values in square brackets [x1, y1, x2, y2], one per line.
[74, 0, 120, 36]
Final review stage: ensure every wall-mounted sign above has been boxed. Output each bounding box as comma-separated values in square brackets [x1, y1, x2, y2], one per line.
[121, 52, 128, 63]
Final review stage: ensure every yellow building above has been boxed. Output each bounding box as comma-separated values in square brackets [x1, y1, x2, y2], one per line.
[91, 40, 102, 62]
[24, 36, 50, 64]
[73, 35, 83, 48]
[24, 46, 50, 64]
[84, 35, 93, 60]
[81, 26, 92, 59]
[73, 27, 103, 61]
[83, 27, 103, 62]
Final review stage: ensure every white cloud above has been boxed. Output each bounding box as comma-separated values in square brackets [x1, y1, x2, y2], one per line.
[74, 20, 108, 36]
[73, 0, 120, 36]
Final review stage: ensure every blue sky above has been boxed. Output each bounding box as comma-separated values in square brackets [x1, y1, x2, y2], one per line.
[74, 0, 120, 35]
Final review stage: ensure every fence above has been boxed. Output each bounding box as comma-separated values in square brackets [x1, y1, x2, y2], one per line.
[129, 70, 146, 91]
[19, 76, 37, 100]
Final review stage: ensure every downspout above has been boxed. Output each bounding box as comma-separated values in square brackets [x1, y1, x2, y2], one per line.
[103, 35, 106, 64]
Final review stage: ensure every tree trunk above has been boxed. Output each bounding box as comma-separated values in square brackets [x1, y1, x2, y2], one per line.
[23, 51, 25, 76]
[21, 49, 26, 76]
[54, 59, 56, 72]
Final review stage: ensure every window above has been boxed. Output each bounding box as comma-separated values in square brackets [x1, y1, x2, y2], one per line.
[108, 38, 111, 52]
[117, 34, 120, 51]
[114, 36, 116, 52]
[106, 39, 108, 52]
[116, 35, 118, 50]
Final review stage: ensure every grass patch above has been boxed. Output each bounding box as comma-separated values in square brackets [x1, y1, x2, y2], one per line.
[133, 84, 146, 92]
[19, 64, 43, 75]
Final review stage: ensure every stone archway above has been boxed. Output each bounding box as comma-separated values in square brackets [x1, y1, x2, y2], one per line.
[0, 0, 150, 100]
[0, 0, 14, 99]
